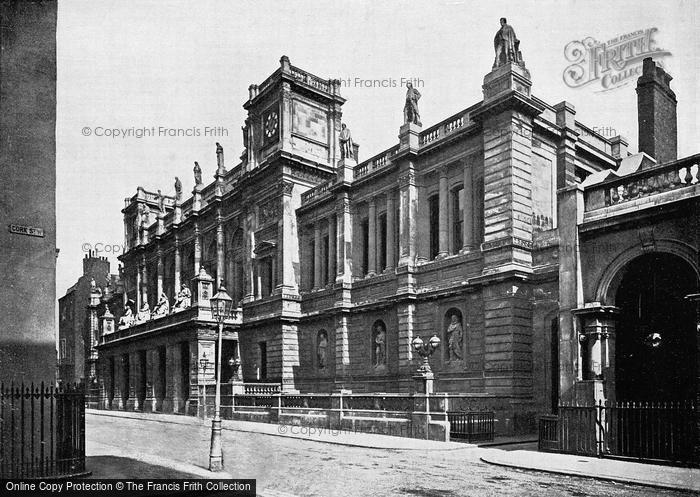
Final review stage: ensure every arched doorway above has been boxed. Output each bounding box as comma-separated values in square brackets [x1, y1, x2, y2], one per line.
[615, 252, 697, 402]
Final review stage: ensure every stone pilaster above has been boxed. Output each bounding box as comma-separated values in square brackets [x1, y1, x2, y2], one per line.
[280, 323, 300, 393]
[157, 247, 163, 298]
[112, 356, 124, 410]
[397, 303, 416, 392]
[313, 221, 322, 289]
[216, 213, 224, 287]
[386, 191, 395, 270]
[334, 312, 350, 387]
[328, 214, 336, 284]
[398, 167, 417, 267]
[367, 197, 377, 276]
[174, 237, 181, 293]
[438, 167, 449, 257]
[335, 193, 353, 283]
[140, 255, 148, 308]
[554, 100, 582, 405]
[278, 181, 299, 295]
[462, 161, 475, 251]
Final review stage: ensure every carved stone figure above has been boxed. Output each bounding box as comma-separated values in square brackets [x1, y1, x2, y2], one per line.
[317, 331, 328, 369]
[135, 302, 151, 323]
[118, 303, 135, 329]
[152, 292, 170, 317]
[216, 142, 224, 173]
[193, 161, 202, 185]
[173, 284, 192, 311]
[493, 17, 523, 68]
[157, 189, 165, 214]
[446, 313, 463, 360]
[339, 123, 354, 160]
[174, 177, 182, 201]
[373, 322, 387, 367]
[141, 204, 151, 227]
[403, 82, 422, 126]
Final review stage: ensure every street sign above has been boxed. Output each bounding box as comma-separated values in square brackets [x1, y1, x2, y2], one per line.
[8, 224, 45, 237]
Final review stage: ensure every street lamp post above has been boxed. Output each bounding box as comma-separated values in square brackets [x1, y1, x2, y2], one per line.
[411, 334, 441, 395]
[208, 283, 233, 472]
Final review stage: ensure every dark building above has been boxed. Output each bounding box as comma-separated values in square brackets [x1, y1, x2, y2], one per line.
[58, 252, 122, 387]
[0, 0, 58, 384]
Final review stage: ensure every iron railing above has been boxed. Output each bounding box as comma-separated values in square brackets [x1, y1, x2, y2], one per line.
[539, 401, 697, 465]
[448, 410, 495, 442]
[0, 383, 86, 478]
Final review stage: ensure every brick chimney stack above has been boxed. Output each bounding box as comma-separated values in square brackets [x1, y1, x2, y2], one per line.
[636, 57, 677, 164]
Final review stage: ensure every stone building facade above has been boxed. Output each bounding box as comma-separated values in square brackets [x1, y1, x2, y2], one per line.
[95, 35, 699, 434]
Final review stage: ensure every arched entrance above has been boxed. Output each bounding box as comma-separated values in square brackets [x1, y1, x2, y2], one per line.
[614, 252, 697, 402]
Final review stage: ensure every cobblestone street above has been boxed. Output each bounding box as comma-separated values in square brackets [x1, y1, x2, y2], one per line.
[86, 413, 688, 497]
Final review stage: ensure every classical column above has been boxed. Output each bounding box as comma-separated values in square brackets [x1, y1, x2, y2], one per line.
[328, 214, 336, 285]
[438, 167, 449, 257]
[335, 194, 353, 283]
[386, 191, 395, 270]
[398, 168, 417, 266]
[143, 349, 157, 412]
[255, 261, 262, 299]
[216, 215, 224, 287]
[368, 197, 377, 276]
[462, 163, 475, 251]
[135, 265, 142, 310]
[313, 222, 322, 289]
[140, 255, 148, 308]
[174, 237, 181, 293]
[157, 247, 164, 298]
[194, 224, 201, 272]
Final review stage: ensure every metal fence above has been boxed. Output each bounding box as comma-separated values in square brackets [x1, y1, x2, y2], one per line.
[447, 410, 495, 442]
[0, 383, 86, 478]
[539, 401, 697, 465]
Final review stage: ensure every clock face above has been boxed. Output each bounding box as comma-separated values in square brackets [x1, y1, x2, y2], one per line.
[264, 111, 279, 140]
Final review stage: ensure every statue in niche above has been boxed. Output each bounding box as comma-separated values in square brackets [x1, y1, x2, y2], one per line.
[174, 177, 182, 201]
[493, 17, 523, 68]
[135, 302, 151, 323]
[373, 322, 387, 367]
[317, 330, 328, 369]
[339, 123, 354, 160]
[193, 161, 202, 185]
[403, 82, 421, 126]
[152, 292, 170, 317]
[173, 284, 192, 311]
[446, 313, 463, 361]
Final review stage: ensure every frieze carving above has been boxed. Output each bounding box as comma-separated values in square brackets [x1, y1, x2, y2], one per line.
[281, 181, 294, 196]
[259, 199, 280, 226]
[397, 171, 416, 187]
[481, 236, 533, 251]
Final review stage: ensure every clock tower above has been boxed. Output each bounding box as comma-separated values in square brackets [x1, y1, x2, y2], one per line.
[241, 55, 346, 173]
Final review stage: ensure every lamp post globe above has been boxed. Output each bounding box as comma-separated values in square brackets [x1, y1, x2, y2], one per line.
[208, 283, 233, 472]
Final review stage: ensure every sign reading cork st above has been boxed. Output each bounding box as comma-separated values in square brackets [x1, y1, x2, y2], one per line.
[8, 224, 45, 237]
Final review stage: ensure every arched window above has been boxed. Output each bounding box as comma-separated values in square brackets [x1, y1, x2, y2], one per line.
[371, 320, 387, 367]
[317, 330, 329, 370]
[444, 309, 464, 361]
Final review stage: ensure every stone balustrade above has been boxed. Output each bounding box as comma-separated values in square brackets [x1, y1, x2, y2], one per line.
[300, 178, 335, 205]
[352, 146, 399, 181]
[290, 65, 331, 93]
[585, 155, 700, 212]
[419, 110, 470, 147]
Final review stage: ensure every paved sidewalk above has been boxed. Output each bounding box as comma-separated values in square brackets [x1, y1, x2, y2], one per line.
[479, 448, 700, 492]
[86, 409, 473, 451]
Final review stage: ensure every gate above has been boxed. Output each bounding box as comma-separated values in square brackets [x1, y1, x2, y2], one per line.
[539, 401, 697, 465]
[0, 382, 86, 478]
[448, 410, 494, 442]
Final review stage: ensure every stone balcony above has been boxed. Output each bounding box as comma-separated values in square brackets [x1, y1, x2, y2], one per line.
[101, 304, 242, 345]
[583, 153, 700, 223]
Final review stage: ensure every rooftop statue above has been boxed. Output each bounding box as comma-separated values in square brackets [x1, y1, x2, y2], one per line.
[403, 82, 421, 126]
[118, 303, 134, 329]
[216, 142, 224, 173]
[493, 17, 524, 68]
[174, 176, 182, 201]
[157, 189, 165, 214]
[135, 302, 151, 323]
[173, 284, 192, 311]
[339, 123, 354, 160]
[193, 161, 202, 185]
[152, 292, 170, 317]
